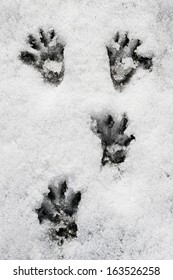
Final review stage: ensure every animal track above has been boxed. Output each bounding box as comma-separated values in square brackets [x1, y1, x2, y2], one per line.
[91, 113, 135, 166]
[107, 32, 153, 89]
[36, 179, 81, 245]
[19, 28, 65, 85]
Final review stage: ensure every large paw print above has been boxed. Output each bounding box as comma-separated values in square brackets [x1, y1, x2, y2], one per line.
[36, 179, 81, 245]
[107, 32, 153, 89]
[91, 113, 135, 166]
[19, 28, 65, 85]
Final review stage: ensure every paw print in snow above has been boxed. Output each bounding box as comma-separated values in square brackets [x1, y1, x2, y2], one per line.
[19, 28, 65, 85]
[36, 179, 81, 245]
[91, 113, 135, 166]
[107, 32, 153, 89]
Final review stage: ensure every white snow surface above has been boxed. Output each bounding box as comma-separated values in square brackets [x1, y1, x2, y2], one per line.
[43, 60, 63, 74]
[0, 0, 173, 259]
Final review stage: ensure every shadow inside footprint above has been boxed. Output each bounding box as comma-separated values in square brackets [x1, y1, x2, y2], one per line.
[19, 28, 65, 85]
[107, 32, 153, 89]
[36, 179, 81, 245]
[91, 113, 135, 166]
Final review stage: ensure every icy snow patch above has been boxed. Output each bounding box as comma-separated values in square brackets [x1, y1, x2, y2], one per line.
[43, 60, 63, 74]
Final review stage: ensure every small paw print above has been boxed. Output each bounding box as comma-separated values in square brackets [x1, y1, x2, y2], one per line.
[19, 28, 65, 85]
[107, 32, 153, 88]
[36, 179, 81, 245]
[91, 113, 135, 166]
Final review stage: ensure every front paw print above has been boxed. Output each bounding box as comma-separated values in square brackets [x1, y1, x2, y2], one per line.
[19, 28, 65, 85]
[107, 32, 153, 89]
[91, 113, 135, 166]
[36, 179, 81, 245]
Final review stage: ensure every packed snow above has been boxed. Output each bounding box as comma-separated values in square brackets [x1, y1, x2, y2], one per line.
[0, 0, 173, 259]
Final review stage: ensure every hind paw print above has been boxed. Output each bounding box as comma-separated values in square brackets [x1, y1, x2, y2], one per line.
[107, 32, 153, 89]
[36, 179, 81, 245]
[19, 28, 65, 85]
[91, 113, 135, 166]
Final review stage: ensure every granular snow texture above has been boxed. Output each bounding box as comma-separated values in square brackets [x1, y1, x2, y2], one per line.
[0, 0, 173, 259]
